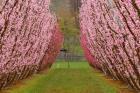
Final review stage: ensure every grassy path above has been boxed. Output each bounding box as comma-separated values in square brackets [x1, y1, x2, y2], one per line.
[1, 62, 135, 93]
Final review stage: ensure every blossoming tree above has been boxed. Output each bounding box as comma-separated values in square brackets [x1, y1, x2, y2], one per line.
[0, 0, 63, 89]
[80, 0, 140, 90]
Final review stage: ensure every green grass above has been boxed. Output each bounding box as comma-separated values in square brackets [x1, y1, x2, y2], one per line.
[5, 62, 119, 93]
[52, 61, 89, 69]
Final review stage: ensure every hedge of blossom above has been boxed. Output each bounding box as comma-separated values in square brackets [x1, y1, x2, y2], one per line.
[40, 24, 63, 70]
[80, 33, 99, 68]
[0, 0, 63, 89]
[80, 0, 140, 91]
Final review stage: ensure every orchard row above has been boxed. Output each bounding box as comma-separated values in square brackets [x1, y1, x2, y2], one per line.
[0, 0, 63, 89]
[80, 0, 140, 91]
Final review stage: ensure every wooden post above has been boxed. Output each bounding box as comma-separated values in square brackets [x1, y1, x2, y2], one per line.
[60, 49, 70, 68]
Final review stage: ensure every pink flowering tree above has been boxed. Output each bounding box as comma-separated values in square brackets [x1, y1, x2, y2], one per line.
[80, 33, 100, 69]
[39, 24, 63, 70]
[0, 0, 63, 89]
[80, 0, 140, 90]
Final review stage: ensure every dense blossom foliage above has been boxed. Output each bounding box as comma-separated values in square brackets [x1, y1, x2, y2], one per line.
[80, 33, 99, 68]
[40, 24, 63, 70]
[80, 0, 140, 90]
[0, 0, 63, 89]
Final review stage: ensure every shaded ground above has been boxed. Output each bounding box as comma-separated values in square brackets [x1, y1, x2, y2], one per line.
[1, 62, 136, 93]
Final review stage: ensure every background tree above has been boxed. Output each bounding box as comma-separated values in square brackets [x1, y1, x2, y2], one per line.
[52, 0, 83, 57]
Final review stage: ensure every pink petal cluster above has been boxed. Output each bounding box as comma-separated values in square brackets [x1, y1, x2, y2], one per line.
[0, 0, 63, 89]
[80, 33, 100, 69]
[80, 0, 140, 90]
[40, 24, 63, 70]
